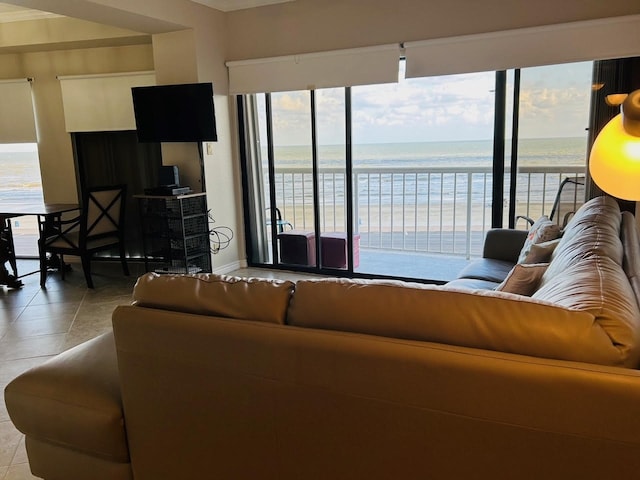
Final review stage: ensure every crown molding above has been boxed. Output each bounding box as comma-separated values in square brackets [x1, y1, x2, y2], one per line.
[191, 0, 295, 12]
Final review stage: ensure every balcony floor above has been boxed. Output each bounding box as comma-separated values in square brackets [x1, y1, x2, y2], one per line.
[357, 248, 472, 282]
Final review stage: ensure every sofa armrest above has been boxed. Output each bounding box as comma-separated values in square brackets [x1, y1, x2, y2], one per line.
[4, 331, 131, 480]
[482, 228, 528, 262]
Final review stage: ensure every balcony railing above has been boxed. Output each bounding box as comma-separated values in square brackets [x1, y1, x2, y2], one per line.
[267, 165, 585, 259]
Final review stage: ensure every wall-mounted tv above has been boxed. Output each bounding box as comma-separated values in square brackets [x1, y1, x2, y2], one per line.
[132, 82, 217, 143]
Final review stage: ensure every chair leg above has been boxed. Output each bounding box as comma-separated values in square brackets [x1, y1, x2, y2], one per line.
[80, 254, 94, 289]
[59, 255, 66, 280]
[38, 241, 47, 288]
[119, 243, 129, 276]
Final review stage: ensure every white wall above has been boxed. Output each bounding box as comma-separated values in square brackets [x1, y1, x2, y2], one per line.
[225, 0, 640, 60]
[1, 1, 245, 271]
[4, 0, 640, 271]
[0, 43, 154, 203]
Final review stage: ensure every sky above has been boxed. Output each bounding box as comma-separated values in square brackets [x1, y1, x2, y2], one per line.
[266, 60, 594, 146]
[0, 143, 38, 153]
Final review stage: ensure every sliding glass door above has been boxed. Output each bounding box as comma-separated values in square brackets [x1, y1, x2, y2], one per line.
[239, 60, 594, 282]
[508, 62, 592, 230]
[351, 69, 496, 279]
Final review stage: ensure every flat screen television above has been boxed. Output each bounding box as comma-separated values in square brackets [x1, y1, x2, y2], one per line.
[132, 82, 217, 142]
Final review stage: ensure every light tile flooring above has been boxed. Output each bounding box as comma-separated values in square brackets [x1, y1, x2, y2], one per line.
[0, 251, 469, 479]
[0, 259, 141, 480]
[0, 253, 464, 479]
[0, 258, 316, 480]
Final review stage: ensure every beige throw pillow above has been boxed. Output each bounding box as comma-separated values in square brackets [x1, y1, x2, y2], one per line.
[517, 216, 562, 264]
[496, 263, 549, 296]
[523, 238, 561, 264]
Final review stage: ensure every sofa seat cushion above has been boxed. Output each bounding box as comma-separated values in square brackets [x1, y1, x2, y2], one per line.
[456, 258, 514, 283]
[4, 332, 128, 463]
[287, 278, 631, 366]
[132, 272, 295, 324]
[444, 278, 500, 290]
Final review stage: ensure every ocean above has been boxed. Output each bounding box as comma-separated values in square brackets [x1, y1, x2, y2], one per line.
[0, 137, 587, 204]
[266, 137, 588, 168]
[262, 137, 588, 214]
[1, 137, 586, 256]
[0, 149, 44, 203]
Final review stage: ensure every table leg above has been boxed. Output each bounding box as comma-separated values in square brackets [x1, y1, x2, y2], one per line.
[1, 217, 23, 288]
[37, 214, 50, 288]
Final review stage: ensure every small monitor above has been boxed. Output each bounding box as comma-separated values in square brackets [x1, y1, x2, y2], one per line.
[158, 165, 180, 187]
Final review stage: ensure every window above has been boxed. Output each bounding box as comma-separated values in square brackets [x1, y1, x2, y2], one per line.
[239, 60, 594, 282]
[508, 62, 592, 228]
[351, 69, 496, 278]
[0, 143, 43, 257]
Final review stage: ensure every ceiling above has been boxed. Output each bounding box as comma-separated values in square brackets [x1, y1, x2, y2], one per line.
[0, 2, 60, 22]
[191, 0, 295, 11]
[0, 0, 296, 21]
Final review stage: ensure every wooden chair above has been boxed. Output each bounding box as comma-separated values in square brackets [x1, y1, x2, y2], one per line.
[41, 185, 129, 288]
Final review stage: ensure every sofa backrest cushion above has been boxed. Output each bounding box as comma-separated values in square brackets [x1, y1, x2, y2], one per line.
[532, 196, 640, 368]
[621, 210, 640, 312]
[132, 272, 295, 324]
[287, 278, 634, 366]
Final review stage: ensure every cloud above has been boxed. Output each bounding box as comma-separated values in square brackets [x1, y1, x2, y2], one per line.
[518, 85, 590, 137]
[352, 72, 496, 141]
[257, 61, 592, 144]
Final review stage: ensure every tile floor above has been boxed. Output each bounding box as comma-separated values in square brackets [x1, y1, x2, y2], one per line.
[0, 259, 142, 480]
[0, 252, 466, 479]
[0, 253, 464, 479]
[0, 258, 316, 480]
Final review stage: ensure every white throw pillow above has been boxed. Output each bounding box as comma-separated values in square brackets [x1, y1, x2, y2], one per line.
[517, 216, 562, 264]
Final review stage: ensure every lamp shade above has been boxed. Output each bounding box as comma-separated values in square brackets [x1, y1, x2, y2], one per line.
[589, 90, 640, 201]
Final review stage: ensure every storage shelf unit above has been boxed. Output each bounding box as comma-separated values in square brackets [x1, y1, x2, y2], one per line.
[136, 193, 211, 274]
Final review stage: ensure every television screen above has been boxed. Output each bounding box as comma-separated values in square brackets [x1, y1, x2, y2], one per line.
[132, 82, 217, 143]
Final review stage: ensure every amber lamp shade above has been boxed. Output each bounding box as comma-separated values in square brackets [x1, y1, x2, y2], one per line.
[589, 90, 640, 201]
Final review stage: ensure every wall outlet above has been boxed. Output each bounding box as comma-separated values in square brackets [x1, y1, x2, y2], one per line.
[206, 142, 213, 155]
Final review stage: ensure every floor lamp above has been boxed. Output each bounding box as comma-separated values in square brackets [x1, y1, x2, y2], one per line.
[589, 90, 640, 203]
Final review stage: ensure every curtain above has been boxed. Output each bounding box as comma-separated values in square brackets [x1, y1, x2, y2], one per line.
[72, 130, 162, 258]
[58, 71, 155, 132]
[404, 15, 640, 79]
[587, 56, 640, 208]
[227, 44, 399, 94]
[0, 78, 37, 143]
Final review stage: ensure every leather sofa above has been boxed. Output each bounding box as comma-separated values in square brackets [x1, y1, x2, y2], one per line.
[6, 195, 640, 480]
[447, 227, 528, 289]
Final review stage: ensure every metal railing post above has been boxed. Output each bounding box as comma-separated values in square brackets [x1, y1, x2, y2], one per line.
[271, 165, 585, 258]
[466, 172, 473, 259]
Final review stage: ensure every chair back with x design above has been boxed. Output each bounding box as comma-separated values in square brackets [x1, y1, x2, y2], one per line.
[43, 185, 128, 288]
[82, 187, 126, 245]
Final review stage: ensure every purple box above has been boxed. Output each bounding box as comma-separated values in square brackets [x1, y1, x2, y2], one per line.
[277, 230, 316, 266]
[321, 232, 360, 269]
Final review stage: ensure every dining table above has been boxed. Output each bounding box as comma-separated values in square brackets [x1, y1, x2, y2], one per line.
[0, 202, 80, 288]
